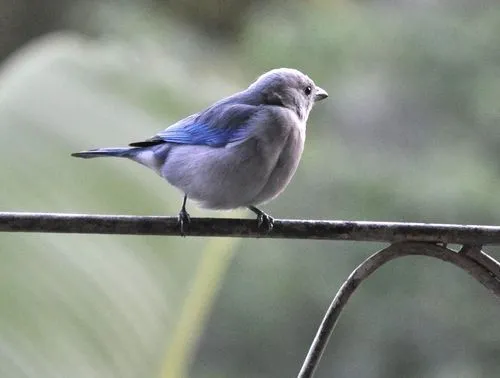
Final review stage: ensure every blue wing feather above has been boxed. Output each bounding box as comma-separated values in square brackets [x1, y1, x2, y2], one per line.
[130, 103, 258, 148]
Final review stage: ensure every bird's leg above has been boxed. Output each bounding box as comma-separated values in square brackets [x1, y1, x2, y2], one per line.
[248, 206, 274, 232]
[178, 194, 191, 236]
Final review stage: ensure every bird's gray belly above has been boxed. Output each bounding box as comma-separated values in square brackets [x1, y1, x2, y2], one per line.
[160, 128, 304, 209]
[160, 139, 275, 209]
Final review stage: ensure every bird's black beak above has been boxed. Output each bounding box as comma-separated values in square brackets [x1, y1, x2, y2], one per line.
[314, 86, 328, 102]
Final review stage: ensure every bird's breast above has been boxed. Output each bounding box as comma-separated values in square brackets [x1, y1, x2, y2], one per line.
[249, 121, 305, 205]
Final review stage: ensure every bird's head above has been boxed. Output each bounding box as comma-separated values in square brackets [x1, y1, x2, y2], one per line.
[249, 68, 328, 122]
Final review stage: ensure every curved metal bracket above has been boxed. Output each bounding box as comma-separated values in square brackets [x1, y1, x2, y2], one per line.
[297, 242, 500, 378]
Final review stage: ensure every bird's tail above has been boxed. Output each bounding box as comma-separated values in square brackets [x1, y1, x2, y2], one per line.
[71, 147, 138, 159]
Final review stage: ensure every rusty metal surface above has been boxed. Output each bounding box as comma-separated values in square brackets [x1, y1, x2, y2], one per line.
[2, 211, 500, 244]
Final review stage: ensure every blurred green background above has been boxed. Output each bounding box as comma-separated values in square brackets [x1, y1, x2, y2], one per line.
[1, 0, 500, 377]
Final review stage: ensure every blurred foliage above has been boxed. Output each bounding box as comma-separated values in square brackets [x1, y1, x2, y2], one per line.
[0, 0, 72, 60]
[1, 0, 500, 377]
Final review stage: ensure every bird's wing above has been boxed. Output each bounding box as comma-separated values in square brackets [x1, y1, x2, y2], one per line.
[129, 104, 259, 148]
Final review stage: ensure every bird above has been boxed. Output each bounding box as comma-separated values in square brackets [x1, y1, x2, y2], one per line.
[71, 68, 328, 233]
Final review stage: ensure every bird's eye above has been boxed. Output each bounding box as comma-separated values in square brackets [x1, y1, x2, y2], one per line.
[304, 86, 312, 96]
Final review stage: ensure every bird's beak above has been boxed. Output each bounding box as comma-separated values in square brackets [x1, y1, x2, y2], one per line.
[314, 87, 328, 102]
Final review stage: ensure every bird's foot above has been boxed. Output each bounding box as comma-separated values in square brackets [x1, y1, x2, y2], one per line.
[248, 206, 274, 233]
[178, 208, 191, 236]
[256, 212, 274, 233]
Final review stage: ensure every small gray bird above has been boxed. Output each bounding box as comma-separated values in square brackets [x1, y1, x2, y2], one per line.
[72, 68, 328, 232]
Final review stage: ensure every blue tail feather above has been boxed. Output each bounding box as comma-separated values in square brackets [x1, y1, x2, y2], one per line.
[71, 147, 137, 159]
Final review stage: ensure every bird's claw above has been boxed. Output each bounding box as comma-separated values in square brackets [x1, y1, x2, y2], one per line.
[256, 213, 274, 233]
[178, 209, 191, 236]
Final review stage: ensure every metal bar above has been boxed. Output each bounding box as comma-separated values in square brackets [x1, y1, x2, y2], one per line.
[297, 242, 500, 378]
[2, 211, 500, 244]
